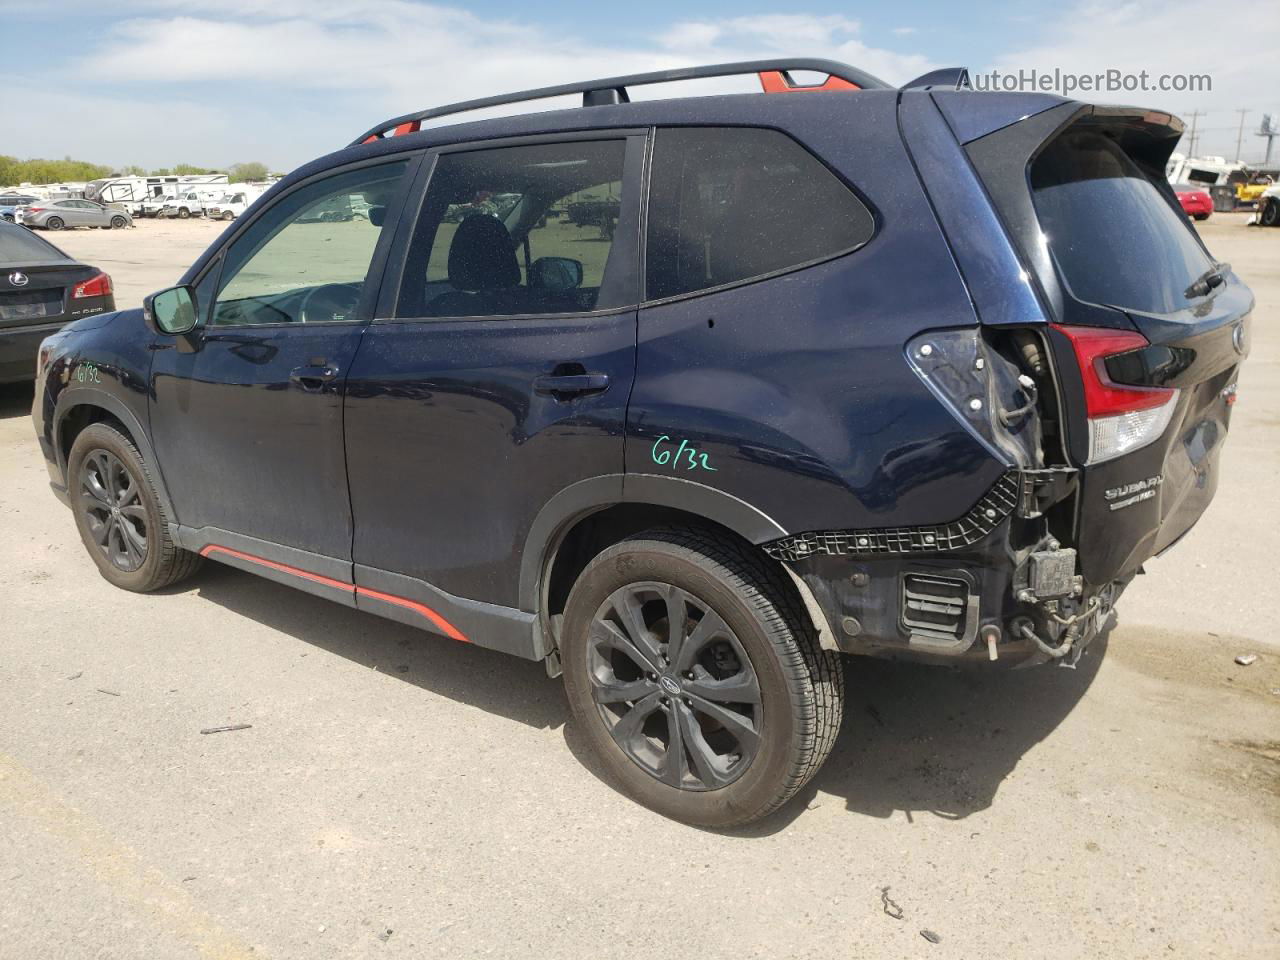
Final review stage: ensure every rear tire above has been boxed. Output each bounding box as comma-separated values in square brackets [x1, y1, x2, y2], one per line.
[1262, 199, 1280, 227]
[46, 216, 64, 230]
[561, 528, 844, 827]
[67, 423, 202, 592]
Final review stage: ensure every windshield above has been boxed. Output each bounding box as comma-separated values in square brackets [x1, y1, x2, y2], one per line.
[1032, 130, 1214, 314]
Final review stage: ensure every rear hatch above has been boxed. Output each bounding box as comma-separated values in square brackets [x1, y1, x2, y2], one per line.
[965, 106, 1252, 585]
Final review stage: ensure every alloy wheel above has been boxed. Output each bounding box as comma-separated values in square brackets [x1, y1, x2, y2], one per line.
[79, 450, 149, 572]
[587, 582, 762, 791]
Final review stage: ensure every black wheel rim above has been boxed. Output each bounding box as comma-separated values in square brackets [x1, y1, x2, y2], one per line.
[79, 450, 149, 572]
[587, 582, 762, 791]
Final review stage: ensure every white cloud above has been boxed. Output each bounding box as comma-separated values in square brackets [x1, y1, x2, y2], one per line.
[4, 1, 936, 169]
[891, 27, 917, 36]
[986, 0, 1280, 161]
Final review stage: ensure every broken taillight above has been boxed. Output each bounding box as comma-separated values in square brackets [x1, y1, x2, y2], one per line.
[1052, 324, 1179, 464]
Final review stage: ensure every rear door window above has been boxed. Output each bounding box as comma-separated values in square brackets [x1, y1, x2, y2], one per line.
[644, 127, 875, 301]
[398, 139, 631, 318]
[1031, 130, 1214, 315]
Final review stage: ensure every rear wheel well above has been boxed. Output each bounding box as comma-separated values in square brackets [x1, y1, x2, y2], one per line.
[59, 405, 131, 467]
[543, 504, 794, 630]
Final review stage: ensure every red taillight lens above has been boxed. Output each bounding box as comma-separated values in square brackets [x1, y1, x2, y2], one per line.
[1052, 324, 1179, 463]
[26, 206, 44, 214]
[72, 272, 113, 299]
[1052, 325, 1172, 416]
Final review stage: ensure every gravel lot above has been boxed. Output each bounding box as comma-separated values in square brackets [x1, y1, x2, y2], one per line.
[2, 215, 1278, 959]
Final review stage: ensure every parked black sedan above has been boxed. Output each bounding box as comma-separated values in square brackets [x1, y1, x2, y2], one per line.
[0, 220, 114, 383]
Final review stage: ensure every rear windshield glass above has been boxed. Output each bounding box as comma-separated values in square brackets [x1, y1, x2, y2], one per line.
[0, 223, 64, 264]
[1031, 130, 1213, 315]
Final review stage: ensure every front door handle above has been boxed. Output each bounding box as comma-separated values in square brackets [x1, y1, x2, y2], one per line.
[290, 363, 340, 391]
[532, 372, 610, 399]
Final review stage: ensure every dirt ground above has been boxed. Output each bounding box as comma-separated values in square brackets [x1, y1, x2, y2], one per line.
[1, 215, 1277, 959]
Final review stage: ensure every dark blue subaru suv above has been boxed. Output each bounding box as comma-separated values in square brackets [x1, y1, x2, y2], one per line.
[31, 61, 1252, 825]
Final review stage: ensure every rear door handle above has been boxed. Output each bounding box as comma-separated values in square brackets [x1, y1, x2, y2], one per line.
[290, 363, 340, 391]
[532, 372, 610, 398]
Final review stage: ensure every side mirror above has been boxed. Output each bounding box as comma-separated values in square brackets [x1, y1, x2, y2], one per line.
[144, 285, 198, 335]
[529, 256, 584, 293]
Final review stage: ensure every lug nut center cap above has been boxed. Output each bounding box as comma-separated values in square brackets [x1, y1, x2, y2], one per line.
[659, 676, 681, 695]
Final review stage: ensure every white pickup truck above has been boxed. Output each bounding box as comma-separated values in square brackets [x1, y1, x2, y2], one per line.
[205, 191, 253, 221]
[158, 192, 218, 219]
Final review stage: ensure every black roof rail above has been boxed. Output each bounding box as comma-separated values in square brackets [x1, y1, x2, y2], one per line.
[351, 58, 894, 146]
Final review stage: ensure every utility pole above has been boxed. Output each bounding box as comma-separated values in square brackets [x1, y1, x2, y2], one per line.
[1235, 109, 1250, 162]
[1259, 115, 1278, 166]
[1184, 110, 1205, 158]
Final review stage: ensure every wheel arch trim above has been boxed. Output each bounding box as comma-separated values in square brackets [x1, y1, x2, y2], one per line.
[518, 473, 789, 612]
[54, 387, 176, 521]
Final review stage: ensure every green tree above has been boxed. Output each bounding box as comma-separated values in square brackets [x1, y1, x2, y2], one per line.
[228, 161, 269, 182]
[172, 163, 223, 175]
[0, 156, 112, 187]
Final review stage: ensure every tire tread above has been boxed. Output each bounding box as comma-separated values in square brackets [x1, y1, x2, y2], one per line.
[70, 422, 202, 592]
[613, 526, 844, 825]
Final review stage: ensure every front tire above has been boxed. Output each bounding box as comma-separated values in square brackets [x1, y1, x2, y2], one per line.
[68, 423, 202, 592]
[110, 215, 127, 229]
[1262, 199, 1280, 227]
[222, 210, 234, 221]
[561, 529, 844, 827]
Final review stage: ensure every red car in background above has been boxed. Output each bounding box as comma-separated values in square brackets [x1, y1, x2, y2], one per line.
[1173, 184, 1213, 221]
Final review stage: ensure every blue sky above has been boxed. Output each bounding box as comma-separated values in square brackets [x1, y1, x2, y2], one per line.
[3, 0, 1277, 172]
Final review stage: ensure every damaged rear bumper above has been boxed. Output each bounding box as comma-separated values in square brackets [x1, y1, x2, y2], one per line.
[768, 468, 1124, 668]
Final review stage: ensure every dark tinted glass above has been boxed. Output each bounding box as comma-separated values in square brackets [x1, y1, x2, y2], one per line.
[0, 221, 65, 263]
[400, 139, 629, 318]
[645, 127, 874, 301]
[1032, 131, 1213, 315]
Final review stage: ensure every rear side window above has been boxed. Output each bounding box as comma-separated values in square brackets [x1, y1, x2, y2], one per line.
[1031, 130, 1213, 315]
[645, 127, 874, 301]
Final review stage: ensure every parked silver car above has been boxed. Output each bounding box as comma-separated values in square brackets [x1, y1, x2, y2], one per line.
[20, 199, 132, 231]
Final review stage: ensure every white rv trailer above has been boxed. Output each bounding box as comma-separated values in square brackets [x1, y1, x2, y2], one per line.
[84, 174, 230, 215]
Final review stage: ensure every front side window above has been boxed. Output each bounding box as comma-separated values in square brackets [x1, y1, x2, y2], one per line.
[399, 139, 629, 318]
[645, 127, 875, 301]
[209, 161, 407, 326]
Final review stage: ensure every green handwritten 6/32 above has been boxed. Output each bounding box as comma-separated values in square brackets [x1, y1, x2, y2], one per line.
[73, 362, 102, 384]
[650, 435, 717, 472]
